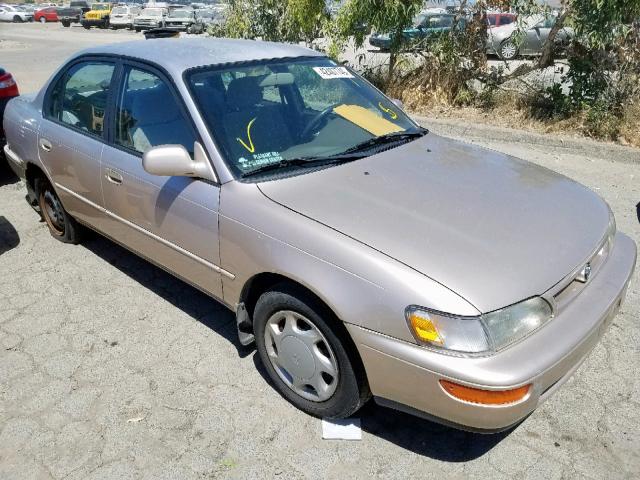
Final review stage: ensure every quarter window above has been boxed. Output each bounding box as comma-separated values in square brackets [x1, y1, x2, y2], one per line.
[48, 61, 115, 137]
[115, 66, 196, 154]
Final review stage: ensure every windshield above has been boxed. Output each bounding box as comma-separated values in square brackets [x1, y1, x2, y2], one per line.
[188, 57, 420, 177]
[413, 13, 426, 27]
[142, 8, 163, 16]
[91, 4, 109, 11]
[170, 10, 191, 18]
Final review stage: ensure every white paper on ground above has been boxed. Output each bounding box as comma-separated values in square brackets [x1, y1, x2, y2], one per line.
[321, 418, 362, 440]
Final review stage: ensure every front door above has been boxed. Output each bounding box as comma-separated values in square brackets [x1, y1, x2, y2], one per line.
[38, 59, 116, 229]
[100, 63, 223, 299]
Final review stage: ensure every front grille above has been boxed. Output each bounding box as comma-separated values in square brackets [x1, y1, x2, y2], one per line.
[549, 235, 612, 312]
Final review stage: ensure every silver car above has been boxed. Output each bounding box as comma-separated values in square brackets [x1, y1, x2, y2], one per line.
[487, 14, 574, 60]
[3, 39, 636, 432]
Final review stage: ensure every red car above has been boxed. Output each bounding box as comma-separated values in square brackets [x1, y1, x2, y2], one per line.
[0, 67, 19, 151]
[487, 12, 517, 28]
[34, 7, 58, 23]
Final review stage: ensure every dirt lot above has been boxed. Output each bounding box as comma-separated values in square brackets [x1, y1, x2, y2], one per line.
[1, 22, 639, 480]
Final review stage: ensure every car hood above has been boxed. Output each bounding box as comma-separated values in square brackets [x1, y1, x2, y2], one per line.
[258, 134, 610, 313]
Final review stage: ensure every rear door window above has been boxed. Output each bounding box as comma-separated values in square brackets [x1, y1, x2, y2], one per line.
[47, 61, 115, 138]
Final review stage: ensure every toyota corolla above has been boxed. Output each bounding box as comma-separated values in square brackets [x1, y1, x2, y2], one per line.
[3, 39, 635, 432]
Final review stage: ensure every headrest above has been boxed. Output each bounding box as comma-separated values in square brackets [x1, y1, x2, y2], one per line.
[226, 76, 263, 110]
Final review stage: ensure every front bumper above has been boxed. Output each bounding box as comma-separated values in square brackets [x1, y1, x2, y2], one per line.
[134, 21, 160, 30]
[347, 232, 636, 432]
[81, 18, 108, 27]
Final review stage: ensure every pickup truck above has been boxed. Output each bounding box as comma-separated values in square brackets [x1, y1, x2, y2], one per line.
[56, 0, 90, 27]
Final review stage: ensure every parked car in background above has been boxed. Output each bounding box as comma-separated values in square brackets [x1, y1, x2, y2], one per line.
[81, 2, 112, 29]
[487, 14, 574, 60]
[109, 4, 141, 29]
[370, 12, 465, 51]
[487, 12, 516, 28]
[34, 6, 58, 23]
[164, 8, 204, 33]
[197, 7, 224, 27]
[57, 0, 90, 27]
[3, 38, 635, 432]
[0, 66, 19, 153]
[134, 6, 166, 31]
[0, 5, 34, 22]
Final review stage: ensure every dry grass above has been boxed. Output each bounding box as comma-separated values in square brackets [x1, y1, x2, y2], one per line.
[401, 88, 640, 149]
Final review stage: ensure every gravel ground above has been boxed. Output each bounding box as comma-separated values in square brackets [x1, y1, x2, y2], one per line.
[1, 21, 639, 480]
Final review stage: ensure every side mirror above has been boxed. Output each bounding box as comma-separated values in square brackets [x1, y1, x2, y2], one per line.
[142, 141, 217, 182]
[391, 98, 404, 109]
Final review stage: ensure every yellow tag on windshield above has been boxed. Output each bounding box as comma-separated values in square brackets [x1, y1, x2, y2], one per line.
[333, 105, 403, 136]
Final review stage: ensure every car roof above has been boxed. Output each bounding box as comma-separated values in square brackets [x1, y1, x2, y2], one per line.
[76, 38, 324, 75]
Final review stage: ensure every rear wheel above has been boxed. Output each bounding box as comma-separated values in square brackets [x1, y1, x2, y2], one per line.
[254, 284, 370, 418]
[500, 40, 518, 60]
[35, 177, 82, 244]
[39, 16, 46, 23]
[62, 20, 70, 27]
[13, 15, 23, 23]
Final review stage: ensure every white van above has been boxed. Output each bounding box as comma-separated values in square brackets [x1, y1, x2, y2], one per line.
[109, 4, 142, 29]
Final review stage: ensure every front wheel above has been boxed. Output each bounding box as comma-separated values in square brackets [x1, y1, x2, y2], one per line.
[39, 16, 46, 23]
[13, 15, 23, 23]
[35, 177, 82, 244]
[254, 284, 370, 418]
[500, 40, 518, 60]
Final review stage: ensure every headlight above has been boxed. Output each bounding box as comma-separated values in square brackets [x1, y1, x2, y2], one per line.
[406, 297, 553, 356]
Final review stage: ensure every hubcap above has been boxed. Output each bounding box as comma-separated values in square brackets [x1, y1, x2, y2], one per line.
[264, 310, 339, 402]
[502, 43, 516, 59]
[42, 189, 65, 235]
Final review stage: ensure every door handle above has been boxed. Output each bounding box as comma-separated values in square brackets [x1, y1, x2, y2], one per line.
[39, 138, 52, 152]
[105, 169, 123, 185]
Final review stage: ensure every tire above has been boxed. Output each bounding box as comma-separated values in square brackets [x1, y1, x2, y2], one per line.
[35, 177, 82, 244]
[83, 24, 90, 29]
[134, 27, 141, 32]
[62, 21, 70, 27]
[254, 284, 370, 418]
[13, 15, 23, 23]
[500, 40, 518, 60]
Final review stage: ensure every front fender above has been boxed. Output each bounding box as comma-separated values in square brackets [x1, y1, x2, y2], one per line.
[219, 181, 478, 343]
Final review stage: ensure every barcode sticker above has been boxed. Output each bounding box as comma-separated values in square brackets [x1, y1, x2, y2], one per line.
[312, 66, 354, 79]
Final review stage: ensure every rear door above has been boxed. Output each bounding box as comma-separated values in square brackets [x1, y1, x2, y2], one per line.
[100, 62, 223, 299]
[39, 58, 116, 229]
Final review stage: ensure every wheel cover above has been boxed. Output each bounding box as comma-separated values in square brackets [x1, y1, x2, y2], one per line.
[264, 310, 339, 402]
[41, 189, 65, 236]
[501, 42, 516, 59]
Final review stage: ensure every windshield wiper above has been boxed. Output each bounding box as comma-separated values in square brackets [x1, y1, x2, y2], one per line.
[240, 128, 428, 179]
[339, 128, 428, 155]
[240, 154, 366, 179]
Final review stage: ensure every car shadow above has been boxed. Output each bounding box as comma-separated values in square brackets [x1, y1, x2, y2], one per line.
[80, 233, 253, 358]
[636, 202, 640, 224]
[83, 232, 512, 460]
[0, 216, 20, 256]
[251, 354, 513, 461]
[0, 159, 19, 187]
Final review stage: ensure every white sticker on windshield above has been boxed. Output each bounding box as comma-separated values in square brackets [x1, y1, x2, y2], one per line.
[312, 67, 354, 79]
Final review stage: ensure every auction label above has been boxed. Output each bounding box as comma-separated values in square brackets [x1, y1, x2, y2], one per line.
[312, 66, 354, 79]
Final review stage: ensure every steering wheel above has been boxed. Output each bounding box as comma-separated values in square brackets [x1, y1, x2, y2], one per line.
[300, 103, 342, 140]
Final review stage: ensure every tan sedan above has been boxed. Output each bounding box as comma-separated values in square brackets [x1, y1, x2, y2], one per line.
[3, 38, 635, 432]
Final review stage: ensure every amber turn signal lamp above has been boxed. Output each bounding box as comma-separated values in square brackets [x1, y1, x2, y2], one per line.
[439, 380, 531, 405]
